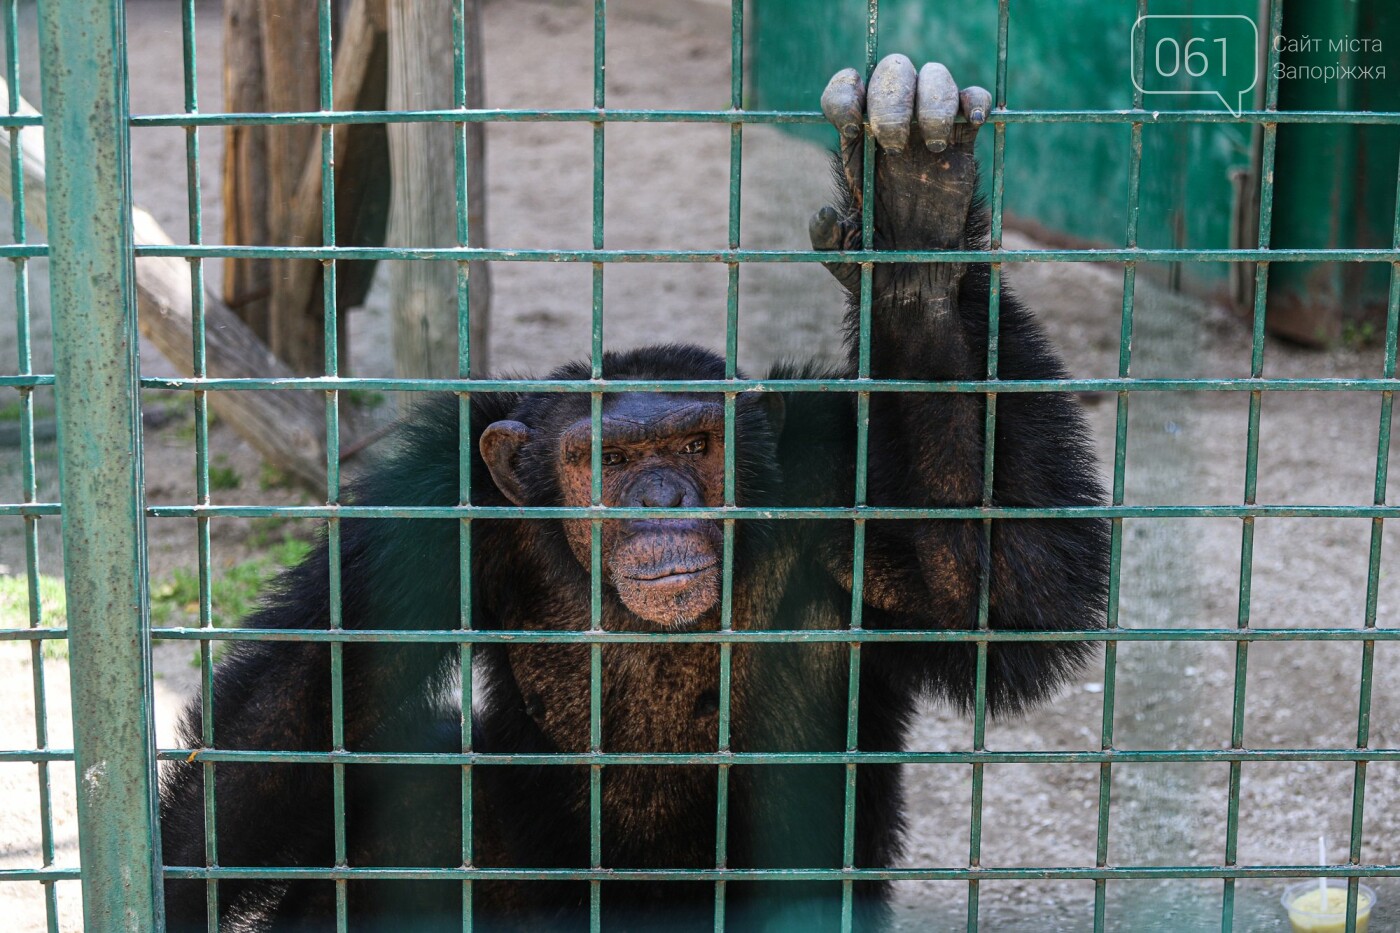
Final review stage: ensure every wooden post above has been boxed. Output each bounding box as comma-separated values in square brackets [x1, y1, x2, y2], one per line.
[387, 0, 490, 378]
[259, 0, 326, 373]
[276, 0, 390, 349]
[223, 0, 396, 375]
[220, 0, 272, 340]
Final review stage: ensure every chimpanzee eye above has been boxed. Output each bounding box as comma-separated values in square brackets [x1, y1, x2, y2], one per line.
[601, 449, 626, 467]
[681, 436, 707, 456]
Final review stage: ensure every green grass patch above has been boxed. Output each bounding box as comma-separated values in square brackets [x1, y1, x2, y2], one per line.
[150, 534, 313, 630]
[147, 534, 314, 665]
[0, 533, 314, 667]
[0, 571, 69, 660]
[208, 455, 242, 492]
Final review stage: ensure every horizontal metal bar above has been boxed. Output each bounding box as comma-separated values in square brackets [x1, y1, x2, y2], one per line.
[0, 628, 66, 640]
[142, 626, 1400, 644]
[0, 503, 60, 516]
[13, 501, 1400, 521]
[149, 748, 1400, 767]
[158, 865, 1400, 883]
[0, 373, 55, 388]
[0, 244, 47, 257]
[0, 749, 73, 763]
[141, 503, 1400, 520]
[133, 244, 1399, 263]
[137, 375, 1400, 394]
[127, 107, 1400, 128]
[4, 626, 1400, 644]
[0, 868, 82, 882]
[12, 745, 1400, 768]
[132, 107, 823, 127]
[7, 744, 1400, 767]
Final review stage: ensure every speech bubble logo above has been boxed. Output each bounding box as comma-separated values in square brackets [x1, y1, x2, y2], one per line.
[1131, 15, 1259, 117]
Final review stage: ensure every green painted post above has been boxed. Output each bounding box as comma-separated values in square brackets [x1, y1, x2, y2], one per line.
[35, 0, 162, 929]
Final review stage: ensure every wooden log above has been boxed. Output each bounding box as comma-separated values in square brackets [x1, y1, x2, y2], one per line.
[387, 0, 491, 378]
[133, 213, 344, 493]
[0, 78, 345, 494]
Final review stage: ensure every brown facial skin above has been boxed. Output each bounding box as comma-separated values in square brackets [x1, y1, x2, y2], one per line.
[481, 395, 727, 628]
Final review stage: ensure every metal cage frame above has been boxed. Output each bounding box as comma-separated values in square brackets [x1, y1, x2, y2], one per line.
[3, 0, 1400, 930]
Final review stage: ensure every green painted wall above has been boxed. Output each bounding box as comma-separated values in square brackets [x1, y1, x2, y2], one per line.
[752, 0, 1399, 338]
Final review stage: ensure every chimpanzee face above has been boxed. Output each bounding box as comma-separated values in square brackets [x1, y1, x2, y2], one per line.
[481, 394, 727, 627]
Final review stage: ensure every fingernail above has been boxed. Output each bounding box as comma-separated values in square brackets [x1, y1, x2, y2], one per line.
[885, 145, 903, 155]
[927, 139, 947, 153]
[842, 123, 861, 139]
[971, 109, 985, 124]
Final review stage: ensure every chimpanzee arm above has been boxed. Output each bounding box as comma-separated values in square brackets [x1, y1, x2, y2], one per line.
[159, 393, 517, 929]
[790, 56, 1110, 714]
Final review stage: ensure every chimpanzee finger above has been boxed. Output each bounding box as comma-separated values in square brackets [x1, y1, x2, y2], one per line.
[809, 206, 861, 291]
[959, 86, 992, 128]
[867, 54, 916, 153]
[915, 63, 958, 153]
[821, 68, 866, 141]
[808, 205, 845, 251]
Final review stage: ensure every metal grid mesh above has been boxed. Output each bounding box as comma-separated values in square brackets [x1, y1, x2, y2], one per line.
[1, 0, 61, 928]
[0, 0, 1399, 931]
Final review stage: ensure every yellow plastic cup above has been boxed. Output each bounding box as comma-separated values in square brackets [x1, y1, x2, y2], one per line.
[1281, 880, 1376, 933]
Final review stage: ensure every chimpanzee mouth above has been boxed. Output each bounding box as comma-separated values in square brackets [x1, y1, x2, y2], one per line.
[622, 560, 718, 583]
[610, 531, 723, 625]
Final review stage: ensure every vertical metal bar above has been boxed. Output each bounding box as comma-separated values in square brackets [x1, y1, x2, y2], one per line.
[177, 1, 219, 929]
[967, 5, 1009, 930]
[35, 0, 162, 928]
[841, 4, 878, 929]
[312, 4, 347, 930]
[1344, 148, 1400, 933]
[6, 2, 57, 928]
[589, 3, 607, 928]
[1222, 2, 1282, 929]
[714, 1, 742, 929]
[452, 2, 476, 929]
[1094, 6, 1146, 929]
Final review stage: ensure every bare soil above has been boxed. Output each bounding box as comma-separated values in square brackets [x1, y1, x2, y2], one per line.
[3, 1, 1399, 930]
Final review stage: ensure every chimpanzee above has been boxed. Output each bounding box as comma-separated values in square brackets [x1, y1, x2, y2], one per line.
[159, 57, 1109, 932]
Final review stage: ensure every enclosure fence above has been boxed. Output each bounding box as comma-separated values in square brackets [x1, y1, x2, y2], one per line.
[3, 0, 1400, 931]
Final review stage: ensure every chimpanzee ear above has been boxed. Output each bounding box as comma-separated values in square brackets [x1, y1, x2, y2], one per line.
[761, 393, 786, 442]
[480, 420, 534, 506]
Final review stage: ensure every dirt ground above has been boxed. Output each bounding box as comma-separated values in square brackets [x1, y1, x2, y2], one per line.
[3, 0, 1400, 930]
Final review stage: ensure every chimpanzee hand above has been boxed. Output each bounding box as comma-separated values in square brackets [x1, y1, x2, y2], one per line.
[809, 55, 991, 297]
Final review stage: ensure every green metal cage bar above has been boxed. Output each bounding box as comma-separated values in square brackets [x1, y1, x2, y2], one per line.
[589, 3, 605, 930]
[1092, 0, 1146, 926]
[451, 0, 478, 928]
[966, 3, 1010, 926]
[6, 0, 1400, 930]
[1224, 0, 1282, 926]
[5, 0, 57, 927]
[715, 0, 744, 927]
[126, 107, 1400, 127]
[31, 0, 162, 930]
[175, 2, 219, 930]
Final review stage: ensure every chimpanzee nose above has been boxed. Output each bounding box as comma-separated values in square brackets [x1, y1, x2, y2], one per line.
[639, 476, 685, 508]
